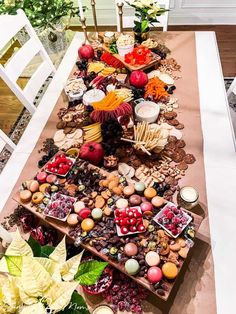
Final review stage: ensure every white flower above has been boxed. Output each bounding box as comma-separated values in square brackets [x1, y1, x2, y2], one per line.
[133, 1, 144, 9]
[140, 0, 153, 7]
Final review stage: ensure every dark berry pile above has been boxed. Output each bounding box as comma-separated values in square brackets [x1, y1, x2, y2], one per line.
[94, 49, 103, 61]
[38, 138, 59, 168]
[76, 58, 88, 71]
[101, 120, 123, 155]
[152, 182, 171, 196]
[83, 71, 97, 88]
[102, 271, 148, 313]
[131, 87, 145, 100]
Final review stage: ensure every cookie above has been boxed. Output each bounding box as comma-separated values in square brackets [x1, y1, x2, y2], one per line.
[167, 135, 177, 143]
[183, 154, 196, 164]
[167, 119, 179, 126]
[177, 162, 188, 170]
[64, 127, 73, 134]
[163, 111, 177, 120]
[179, 247, 189, 259]
[176, 139, 186, 148]
[56, 121, 66, 129]
[54, 130, 65, 142]
[172, 149, 186, 163]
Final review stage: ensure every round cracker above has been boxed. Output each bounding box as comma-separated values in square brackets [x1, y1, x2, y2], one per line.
[54, 130, 65, 142]
[74, 129, 83, 139]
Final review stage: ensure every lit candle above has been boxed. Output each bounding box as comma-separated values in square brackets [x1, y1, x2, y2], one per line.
[177, 186, 199, 210]
[78, 0, 84, 20]
[0, 226, 13, 244]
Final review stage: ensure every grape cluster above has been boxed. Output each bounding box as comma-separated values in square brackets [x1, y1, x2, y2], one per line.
[131, 87, 145, 100]
[76, 58, 88, 71]
[94, 49, 103, 61]
[166, 85, 176, 94]
[83, 71, 97, 88]
[152, 48, 167, 60]
[152, 182, 170, 196]
[101, 120, 123, 155]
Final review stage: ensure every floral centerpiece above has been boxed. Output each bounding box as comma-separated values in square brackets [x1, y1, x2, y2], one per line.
[0, 230, 108, 313]
[126, 0, 168, 41]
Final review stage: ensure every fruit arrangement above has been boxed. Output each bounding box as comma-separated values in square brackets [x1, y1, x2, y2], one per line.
[45, 153, 75, 176]
[82, 267, 113, 295]
[83, 122, 102, 143]
[44, 192, 76, 221]
[154, 202, 192, 238]
[124, 46, 153, 66]
[114, 207, 146, 235]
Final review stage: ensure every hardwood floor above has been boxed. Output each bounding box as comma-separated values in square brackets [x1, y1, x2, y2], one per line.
[0, 25, 235, 135]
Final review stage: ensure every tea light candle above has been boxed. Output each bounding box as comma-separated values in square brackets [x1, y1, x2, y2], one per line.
[177, 186, 199, 210]
[83, 89, 105, 106]
[92, 305, 114, 314]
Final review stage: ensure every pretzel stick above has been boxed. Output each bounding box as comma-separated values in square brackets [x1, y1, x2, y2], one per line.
[140, 145, 151, 156]
[121, 138, 145, 144]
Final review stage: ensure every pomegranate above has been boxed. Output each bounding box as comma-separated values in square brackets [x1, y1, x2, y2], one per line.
[79, 141, 104, 165]
[78, 44, 94, 60]
[129, 70, 148, 88]
[83, 267, 113, 295]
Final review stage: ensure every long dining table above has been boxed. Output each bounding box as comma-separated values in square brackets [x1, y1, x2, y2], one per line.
[0, 31, 235, 314]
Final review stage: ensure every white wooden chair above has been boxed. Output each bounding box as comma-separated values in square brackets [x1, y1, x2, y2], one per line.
[0, 9, 56, 115]
[115, 0, 170, 33]
[0, 9, 56, 155]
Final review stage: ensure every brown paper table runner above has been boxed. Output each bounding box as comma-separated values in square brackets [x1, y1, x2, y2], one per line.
[0, 32, 216, 313]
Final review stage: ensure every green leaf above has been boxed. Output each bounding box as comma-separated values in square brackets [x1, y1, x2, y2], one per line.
[74, 261, 108, 286]
[60, 292, 89, 314]
[60, 250, 84, 282]
[5, 256, 22, 277]
[141, 20, 149, 33]
[27, 236, 41, 257]
[40, 245, 54, 258]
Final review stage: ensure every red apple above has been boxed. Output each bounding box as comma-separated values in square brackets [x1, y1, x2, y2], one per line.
[129, 70, 148, 88]
[78, 44, 94, 60]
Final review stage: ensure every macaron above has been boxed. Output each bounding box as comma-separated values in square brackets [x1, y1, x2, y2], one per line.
[129, 194, 142, 206]
[162, 262, 178, 279]
[151, 196, 165, 207]
[134, 182, 146, 194]
[145, 251, 160, 266]
[91, 208, 103, 220]
[74, 201, 86, 213]
[144, 187, 157, 200]
[116, 198, 128, 209]
[20, 190, 32, 203]
[147, 266, 163, 283]
[125, 259, 140, 275]
[81, 218, 95, 231]
[123, 185, 135, 197]
[124, 243, 138, 257]
[67, 213, 79, 226]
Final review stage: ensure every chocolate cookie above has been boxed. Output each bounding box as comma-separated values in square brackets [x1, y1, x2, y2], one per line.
[176, 139, 186, 148]
[165, 142, 176, 151]
[167, 135, 177, 143]
[164, 111, 177, 120]
[183, 154, 196, 164]
[177, 162, 188, 170]
[168, 119, 179, 126]
[63, 127, 73, 134]
[56, 121, 66, 129]
[172, 148, 186, 163]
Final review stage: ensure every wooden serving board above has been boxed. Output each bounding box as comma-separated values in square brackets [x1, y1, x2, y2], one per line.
[102, 44, 161, 72]
[13, 165, 203, 302]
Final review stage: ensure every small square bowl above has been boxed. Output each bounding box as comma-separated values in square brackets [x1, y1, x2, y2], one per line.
[153, 202, 192, 238]
[44, 192, 76, 222]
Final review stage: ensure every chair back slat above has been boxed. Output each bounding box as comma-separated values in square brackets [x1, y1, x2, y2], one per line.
[4, 37, 41, 82]
[0, 130, 16, 153]
[0, 9, 56, 114]
[23, 60, 53, 103]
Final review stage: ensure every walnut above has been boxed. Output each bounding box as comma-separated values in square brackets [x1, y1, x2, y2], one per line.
[103, 155, 118, 169]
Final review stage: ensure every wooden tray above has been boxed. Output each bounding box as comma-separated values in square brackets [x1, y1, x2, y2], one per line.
[102, 44, 161, 72]
[13, 161, 203, 302]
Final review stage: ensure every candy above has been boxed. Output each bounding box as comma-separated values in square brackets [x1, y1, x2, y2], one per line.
[144, 187, 157, 200]
[123, 185, 135, 197]
[151, 196, 165, 207]
[129, 194, 142, 206]
[145, 251, 160, 266]
[125, 259, 140, 275]
[67, 213, 79, 226]
[147, 266, 163, 283]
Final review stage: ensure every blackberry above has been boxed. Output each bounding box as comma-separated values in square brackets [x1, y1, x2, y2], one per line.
[131, 87, 145, 100]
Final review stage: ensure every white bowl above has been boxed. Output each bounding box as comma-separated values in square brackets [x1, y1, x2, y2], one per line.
[117, 44, 134, 57]
[82, 89, 105, 106]
[135, 100, 160, 123]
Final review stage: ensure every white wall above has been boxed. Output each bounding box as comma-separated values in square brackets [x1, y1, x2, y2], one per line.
[72, 0, 236, 25]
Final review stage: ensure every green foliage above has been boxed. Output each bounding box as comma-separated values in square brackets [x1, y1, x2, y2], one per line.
[0, 0, 86, 29]
[60, 291, 90, 314]
[75, 260, 108, 286]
